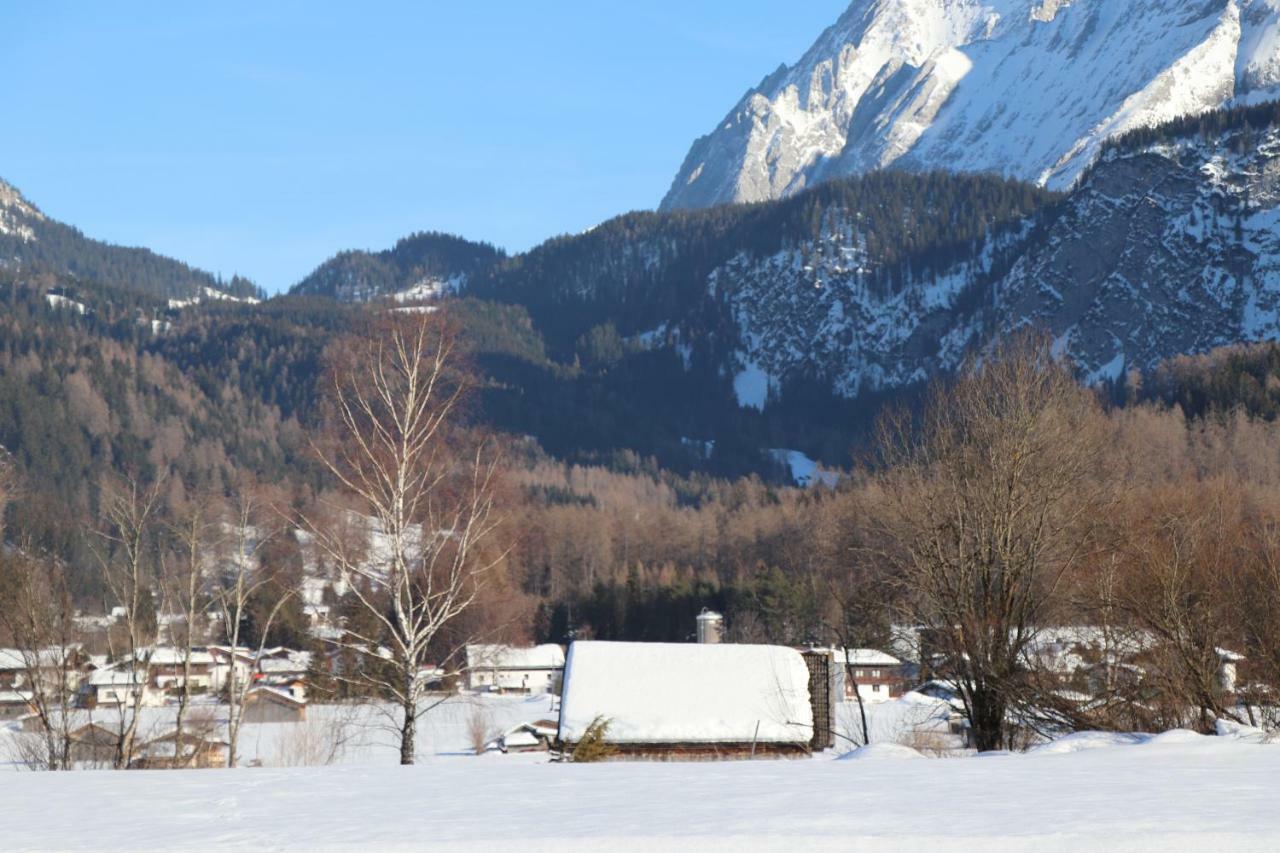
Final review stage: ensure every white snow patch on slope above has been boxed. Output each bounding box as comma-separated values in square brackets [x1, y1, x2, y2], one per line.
[168, 287, 260, 310]
[733, 361, 772, 410]
[393, 274, 465, 303]
[44, 293, 86, 314]
[770, 449, 839, 488]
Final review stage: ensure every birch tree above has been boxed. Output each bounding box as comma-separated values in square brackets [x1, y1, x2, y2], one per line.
[91, 478, 164, 769]
[300, 312, 505, 765]
[161, 498, 216, 768]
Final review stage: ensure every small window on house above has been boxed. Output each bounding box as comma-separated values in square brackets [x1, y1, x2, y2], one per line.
[873, 684, 881, 692]
[872, 670, 881, 678]
[855, 670, 865, 678]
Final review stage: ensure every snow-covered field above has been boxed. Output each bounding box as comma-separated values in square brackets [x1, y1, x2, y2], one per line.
[1, 694, 561, 769]
[0, 728, 1276, 851]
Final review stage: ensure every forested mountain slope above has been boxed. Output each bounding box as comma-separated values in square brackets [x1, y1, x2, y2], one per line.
[290, 231, 504, 303]
[289, 101, 1280, 473]
[0, 177, 261, 302]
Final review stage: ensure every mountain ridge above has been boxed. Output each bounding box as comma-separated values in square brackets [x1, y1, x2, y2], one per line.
[661, 0, 1280, 210]
[0, 176, 261, 303]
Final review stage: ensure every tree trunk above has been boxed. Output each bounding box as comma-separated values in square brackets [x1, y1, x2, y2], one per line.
[846, 664, 870, 745]
[227, 666, 239, 769]
[970, 690, 1005, 752]
[400, 698, 417, 766]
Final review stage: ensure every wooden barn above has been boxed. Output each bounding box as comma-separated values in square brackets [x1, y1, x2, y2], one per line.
[243, 686, 307, 724]
[67, 722, 120, 765]
[131, 730, 229, 769]
[557, 641, 813, 760]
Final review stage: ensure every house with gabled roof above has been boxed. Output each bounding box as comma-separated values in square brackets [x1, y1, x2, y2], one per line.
[465, 644, 564, 695]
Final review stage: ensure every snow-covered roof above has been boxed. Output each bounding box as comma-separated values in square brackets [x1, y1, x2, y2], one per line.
[207, 646, 257, 663]
[258, 652, 311, 674]
[0, 689, 34, 705]
[832, 649, 901, 667]
[558, 642, 813, 745]
[466, 644, 565, 671]
[498, 729, 542, 749]
[139, 648, 214, 666]
[0, 646, 79, 670]
[88, 668, 144, 687]
[246, 686, 306, 707]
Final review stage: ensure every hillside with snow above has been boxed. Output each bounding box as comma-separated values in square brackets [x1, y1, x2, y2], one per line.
[662, 0, 1280, 210]
[681, 103, 1280, 400]
[291, 231, 503, 303]
[0, 176, 260, 303]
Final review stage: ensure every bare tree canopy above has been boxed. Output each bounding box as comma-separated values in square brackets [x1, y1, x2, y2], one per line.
[869, 336, 1112, 751]
[300, 311, 507, 765]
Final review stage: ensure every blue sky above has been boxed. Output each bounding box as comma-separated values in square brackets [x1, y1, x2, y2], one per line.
[1, 2, 846, 293]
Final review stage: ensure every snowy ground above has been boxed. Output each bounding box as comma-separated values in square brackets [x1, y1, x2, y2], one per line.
[0, 694, 560, 769]
[0, 729, 1277, 851]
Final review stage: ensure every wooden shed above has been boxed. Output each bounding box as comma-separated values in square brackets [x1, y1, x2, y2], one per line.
[132, 731, 229, 769]
[243, 686, 307, 724]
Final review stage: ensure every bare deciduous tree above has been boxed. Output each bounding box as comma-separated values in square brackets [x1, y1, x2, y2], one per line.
[868, 337, 1111, 751]
[0, 448, 16, 542]
[161, 497, 217, 768]
[1110, 484, 1246, 732]
[0, 552, 80, 770]
[211, 488, 295, 768]
[299, 312, 506, 765]
[91, 478, 164, 769]
[1238, 517, 1280, 729]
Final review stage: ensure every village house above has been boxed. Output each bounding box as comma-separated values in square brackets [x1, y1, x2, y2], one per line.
[465, 644, 565, 694]
[0, 646, 86, 694]
[207, 646, 257, 694]
[557, 641, 814, 760]
[831, 649, 907, 704]
[0, 649, 30, 689]
[255, 648, 311, 700]
[0, 689, 36, 721]
[141, 648, 216, 693]
[84, 667, 165, 708]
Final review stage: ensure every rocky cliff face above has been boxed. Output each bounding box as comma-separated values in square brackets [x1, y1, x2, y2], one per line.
[0, 178, 43, 242]
[662, 0, 1280, 210]
[995, 122, 1280, 384]
[708, 111, 1280, 402]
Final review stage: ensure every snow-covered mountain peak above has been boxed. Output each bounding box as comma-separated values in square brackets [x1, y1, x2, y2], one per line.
[662, 0, 1280, 210]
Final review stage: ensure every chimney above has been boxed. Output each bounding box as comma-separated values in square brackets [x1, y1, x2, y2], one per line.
[696, 608, 724, 644]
